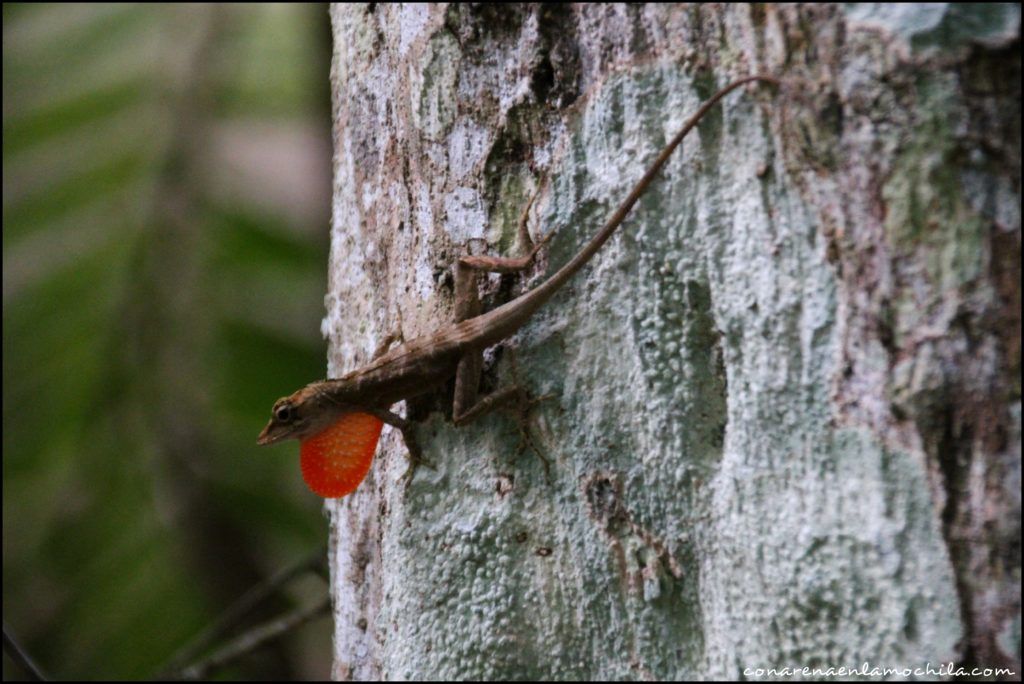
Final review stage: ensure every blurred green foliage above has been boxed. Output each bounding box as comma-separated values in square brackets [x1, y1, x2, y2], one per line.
[3, 4, 334, 679]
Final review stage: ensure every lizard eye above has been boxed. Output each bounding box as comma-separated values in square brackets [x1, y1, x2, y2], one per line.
[275, 404, 294, 422]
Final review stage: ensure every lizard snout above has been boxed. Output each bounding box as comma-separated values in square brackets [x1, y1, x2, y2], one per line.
[257, 422, 280, 445]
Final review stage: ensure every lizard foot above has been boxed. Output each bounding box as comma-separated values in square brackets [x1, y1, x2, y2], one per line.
[399, 427, 435, 484]
[510, 389, 556, 480]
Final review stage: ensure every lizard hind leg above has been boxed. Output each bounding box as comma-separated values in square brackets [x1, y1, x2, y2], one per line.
[451, 175, 553, 418]
[455, 170, 552, 276]
[371, 328, 405, 360]
[452, 347, 555, 477]
[451, 245, 552, 418]
[450, 176, 555, 471]
[452, 382, 555, 477]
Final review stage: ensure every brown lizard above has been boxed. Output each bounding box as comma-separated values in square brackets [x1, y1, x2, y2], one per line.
[258, 74, 779, 497]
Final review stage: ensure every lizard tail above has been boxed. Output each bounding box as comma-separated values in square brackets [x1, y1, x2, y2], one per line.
[467, 74, 780, 347]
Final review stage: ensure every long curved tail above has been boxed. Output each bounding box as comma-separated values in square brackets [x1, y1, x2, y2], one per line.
[462, 74, 780, 348]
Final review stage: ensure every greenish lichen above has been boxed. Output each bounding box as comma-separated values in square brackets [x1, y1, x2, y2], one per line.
[844, 3, 1020, 53]
[415, 30, 460, 138]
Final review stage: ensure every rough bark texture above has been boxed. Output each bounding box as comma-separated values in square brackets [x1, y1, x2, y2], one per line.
[325, 4, 1020, 680]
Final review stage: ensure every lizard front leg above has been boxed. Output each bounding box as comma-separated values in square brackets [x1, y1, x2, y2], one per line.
[364, 406, 434, 480]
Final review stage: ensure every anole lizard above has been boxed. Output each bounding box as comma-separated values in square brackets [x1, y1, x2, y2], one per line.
[258, 74, 779, 497]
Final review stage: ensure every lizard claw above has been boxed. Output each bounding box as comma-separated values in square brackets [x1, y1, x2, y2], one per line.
[510, 388, 555, 481]
[399, 429, 435, 484]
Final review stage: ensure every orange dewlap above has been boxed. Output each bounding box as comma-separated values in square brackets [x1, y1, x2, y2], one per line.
[299, 412, 384, 498]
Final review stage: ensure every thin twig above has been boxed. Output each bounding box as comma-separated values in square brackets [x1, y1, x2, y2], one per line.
[155, 546, 327, 678]
[178, 596, 331, 680]
[3, 623, 48, 681]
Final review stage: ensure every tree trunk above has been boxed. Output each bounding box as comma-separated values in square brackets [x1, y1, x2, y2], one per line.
[326, 4, 1020, 680]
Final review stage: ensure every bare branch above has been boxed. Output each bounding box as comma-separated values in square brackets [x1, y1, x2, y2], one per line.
[178, 596, 331, 680]
[3, 623, 48, 681]
[155, 546, 327, 678]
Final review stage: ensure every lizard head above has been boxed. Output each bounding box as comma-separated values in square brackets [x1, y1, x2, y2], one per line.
[258, 387, 339, 445]
[257, 385, 385, 499]
[257, 396, 308, 445]
[259, 378, 370, 446]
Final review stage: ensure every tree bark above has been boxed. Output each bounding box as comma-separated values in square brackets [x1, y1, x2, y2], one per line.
[326, 4, 1020, 679]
